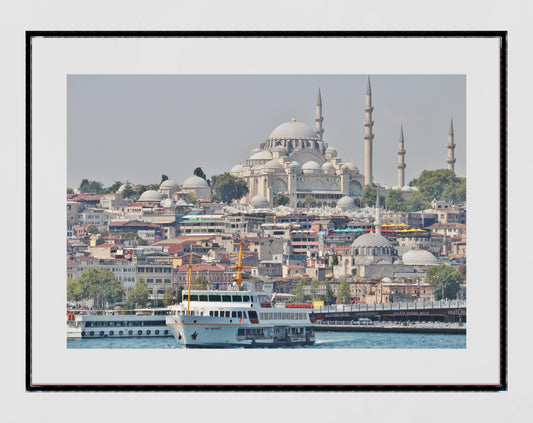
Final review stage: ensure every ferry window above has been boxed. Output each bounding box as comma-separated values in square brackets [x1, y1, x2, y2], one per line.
[209, 295, 221, 302]
[225, 311, 230, 317]
[243, 295, 250, 302]
[209, 311, 214, 317]
[214, 311, 219, 317]
[190, 295, 199, 301]
[237, 311, 242, 318]
[199, 295, 208, 301]
[183, 294, 188, 301]
[222, 295, 232, 302]
[231, 311, 237, 318]
[250, 296, 254, 302]
[233, 296, 242, 302]
[237, 329, 245, 336]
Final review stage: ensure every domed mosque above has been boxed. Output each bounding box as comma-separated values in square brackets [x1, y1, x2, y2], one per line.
[230, 87, 366, 208]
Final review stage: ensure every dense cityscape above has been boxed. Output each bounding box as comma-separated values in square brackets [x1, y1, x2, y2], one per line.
[66, 80, 466, 313]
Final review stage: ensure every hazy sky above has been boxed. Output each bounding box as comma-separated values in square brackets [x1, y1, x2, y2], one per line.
[67, 74, 465, 189]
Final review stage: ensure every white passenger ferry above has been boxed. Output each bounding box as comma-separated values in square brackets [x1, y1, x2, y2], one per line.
[166, 235, 315, 348]
[67, 309, 172, 339]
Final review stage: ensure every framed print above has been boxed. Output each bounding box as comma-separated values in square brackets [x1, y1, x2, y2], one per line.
[27, 32, 506, 390]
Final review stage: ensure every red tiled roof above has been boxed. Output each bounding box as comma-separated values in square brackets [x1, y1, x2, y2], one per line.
[176, 263, 226, 272]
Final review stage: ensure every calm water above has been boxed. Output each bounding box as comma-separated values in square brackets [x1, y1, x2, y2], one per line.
[67, 331, 466, 349]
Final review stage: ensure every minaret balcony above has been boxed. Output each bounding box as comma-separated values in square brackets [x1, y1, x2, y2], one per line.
[364, 106, 374, 112]
[364, 120, 374, 126]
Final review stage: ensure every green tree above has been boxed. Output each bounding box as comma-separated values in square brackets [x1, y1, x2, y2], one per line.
[291, 278, 309, 302]
[362, 184, 384, 207]
[337, 279, 352, 304]
[176, 285, 184, 303]
[74, 268, 124, 308]
[331, 254, 339, 266]
[386, 189, 408, 212]
[161, 174, 168, 183]
[193, 167, 207, 181]
[121, 183, 137, 199]
[104, 181, 123, 194]
[426, 264, 463, 300]
[125, 277, 150, 309]
[273, 193, 289, 207]
[86, 225, 99, 235]
[80, 180, 104, 194]
[303, 195, 316, 208]
[187, 192, 197, 204]
[406, 190, 431, 212]
[409, 169, 466, 203]
[210, 173, 249, 204]
[67, 187, 74, 194]
[163, 285, 175, 306]
[67, 277, 84, 303]
[192, 275, 207, 290]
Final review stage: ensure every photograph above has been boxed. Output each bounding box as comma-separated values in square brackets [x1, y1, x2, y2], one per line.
[66, 73, 467, 350]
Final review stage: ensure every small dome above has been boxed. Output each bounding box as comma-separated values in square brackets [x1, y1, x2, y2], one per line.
[326, 146, 337, 153]
[251, 164, 264, 170]
[159, 179, 179, 190]
[392, 186, 401, 191]
[264, 160, 283, 170]
[183, 176, 209, 189]
[352, 233, 392, 248]
[322, 162, 334, 170]
[381, 277, 392, 283]
[411, 186, 419, 191]
[249, 150, 272, 160]
[302, 161, 321, 170]
[231, 164, 243, 173]
[176, 199, 189, 206]
[337, 196, 356, 210]
[250, 195, 269, 208]
[401, 186, 413, 192]
[268, 119, 317, 140]
[402, 249, 438, 266]
[138, 190, 163, 202]
[160, 198, 175, 208]
[382, 185, 390, 190]
[250, 147, 261, 154]
[117, 183, 137, 194]
[291, 161, 300, 168]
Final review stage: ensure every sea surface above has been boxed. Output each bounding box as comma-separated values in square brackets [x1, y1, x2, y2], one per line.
[67, 331, 466, 349]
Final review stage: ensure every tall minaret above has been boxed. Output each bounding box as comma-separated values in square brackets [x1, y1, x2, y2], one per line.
[364, 76, 375, 186]
[397, 125, 406, 187]
[447, 117, 456, 172]
[314, 87, 324, 140]
[375, 187, 382, 236]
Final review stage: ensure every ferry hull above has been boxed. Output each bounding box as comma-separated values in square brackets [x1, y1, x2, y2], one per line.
[166, 315, 315, 348]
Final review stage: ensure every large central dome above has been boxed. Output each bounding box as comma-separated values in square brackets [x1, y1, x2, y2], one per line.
[268, 119, 317, 140]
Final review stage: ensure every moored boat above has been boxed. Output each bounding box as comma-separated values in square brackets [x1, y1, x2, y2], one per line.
[67, 309, 173, 339]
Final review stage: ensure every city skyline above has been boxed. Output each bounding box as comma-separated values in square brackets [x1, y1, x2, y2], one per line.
[67, 74, 466, 190]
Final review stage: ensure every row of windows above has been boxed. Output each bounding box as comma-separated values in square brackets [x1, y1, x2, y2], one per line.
[146, 279, 171, 284]
[137, 267, 172, 273]
[83, 320, 166, 327]
[209, 310, 248, 319]
[259, 312, 308, 321]
[184, 294, 255, 303]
